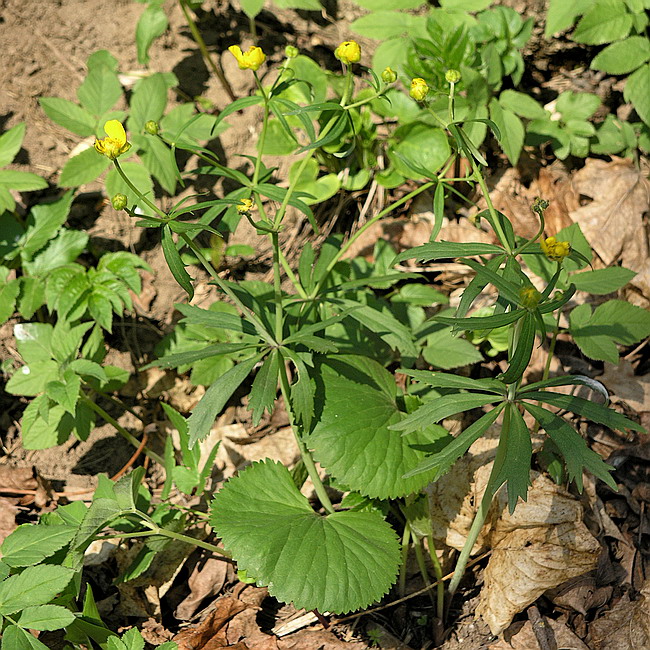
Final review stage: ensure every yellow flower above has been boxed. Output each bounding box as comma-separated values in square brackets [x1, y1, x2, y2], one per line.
[228, 45, 266, 71]
[94, 120, 131, 160]
[410, 78, 429, 101]
[540, 236, 571, 262]
[335, 40, 361, 65]
[236, 198, 254, 214]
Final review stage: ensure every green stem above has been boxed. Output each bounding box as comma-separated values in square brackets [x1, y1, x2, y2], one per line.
[279, 246, 309, 299]
[398, 524, 411, 597]
[413, 534, 436, 608]
[140, 520, 232, 558]
[179, 0, 236, 102]
[83, 384, 145, 422]
[81, 395, 165, 466]
[271, 232, 284, 342]
[277, 360, 335, 515]
[427, 533, 445, 620]
[448, 81, 456, 124]
[249, 14, 257, 41]
[113, 159, 167, 220]
[179, 232, 276, 346]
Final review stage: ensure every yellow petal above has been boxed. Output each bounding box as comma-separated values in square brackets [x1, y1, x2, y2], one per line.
[104, 120, 126, 144]
[228, 45, 244, 64]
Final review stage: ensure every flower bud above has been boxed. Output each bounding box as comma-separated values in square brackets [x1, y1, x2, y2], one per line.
[409, 78, 429, 101]
[236, 198, 254, 214]
[284, 45, 299, 59]
[144, 120, 160, 135]
[335, 40, 361, 65]
[381, 67, 397, 84]
[111, 194, 128, 211]
[519, 286, 542, 310]
[445, 69, 461, 84]
[540, 236, 571, 262]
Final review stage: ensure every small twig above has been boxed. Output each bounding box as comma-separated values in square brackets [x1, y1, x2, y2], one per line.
[110, 432, 148, 481]
[527, 604, 557, 650]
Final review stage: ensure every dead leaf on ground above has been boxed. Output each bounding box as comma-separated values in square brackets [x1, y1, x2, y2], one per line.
[175, 557, 233, 620]
[428, 426, 601, 635]
[0, 497, 20, 545]
[489, 617, 589, 650]
[588, 581, 650, 649]
[569, 158, 650, 298]
[278, 629, 368, 650]
[0, 465, 51, 508]
[599, 360, 650, 413]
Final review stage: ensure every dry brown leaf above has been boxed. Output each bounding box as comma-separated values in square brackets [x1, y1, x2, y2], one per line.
[569, 158, 650, 297]
[476, 473, 601, 635]
[278, 629, 368, 650]
[489, 617, 589, 650]
[175, 557, 232, 620]
[588, 581, 650, 649]
[599, 360, 650, 413]
[0, 497, 20, 545]
[428, 427, 601, 635]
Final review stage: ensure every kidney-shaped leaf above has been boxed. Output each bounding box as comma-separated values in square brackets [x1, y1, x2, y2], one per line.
[211, 460, 400, 614]
[306, 355, 448, 499]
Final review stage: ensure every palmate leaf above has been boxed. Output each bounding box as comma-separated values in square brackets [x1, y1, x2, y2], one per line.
[524, 402, 616, 491]
[306, 356, 449, 498]
[211, 460, 401, 614]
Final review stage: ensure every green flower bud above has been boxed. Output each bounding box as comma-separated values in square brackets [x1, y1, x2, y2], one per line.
[285, 45, 299, 59]
[519, 286, 542, 310]
[381, 67, 397, 84]
[445, 69, 461, 84]
[111, 194, 128, 211]
[144, 120, 160, 135]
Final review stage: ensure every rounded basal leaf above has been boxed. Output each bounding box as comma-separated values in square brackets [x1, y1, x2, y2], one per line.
[306, 355, 448, 499]
[211, 460, 400, 614]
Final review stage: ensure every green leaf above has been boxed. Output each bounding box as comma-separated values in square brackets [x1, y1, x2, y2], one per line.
[570, 300, 650, 363]
[307, 356, 449, 498]
[571, 266, 636, 294]
[389, 123, 451, 180]
[78, 65, 123, 116]
[13, 322, 53, 364]
[556, 91, 601, 121]
[188, 354, 263, 447]
[18, 277, 46, 320]
[498, 90, 547, 119]
[499, 312, 535, 384]
[59, 147, 111, 187]
[136, 134, 177, 194]
[22, 191, 74, 259]
[239, 0, 264, 17]
[390, 284, 448, 306]
[6, 360, 59, 396]
[390, 392, 499, 435]
[0, 279, 19, 324]
[524, 402, 616, 490]
[422, 326, 484, 370]
[624, 64, 650, 126]
[128, 73, 168, 132]
[572, 0, 633, 44]
[494, 404, 532, 512]
[0, 170, 48, 192]
[1, 625, 50, 650]
[354, 0, 424, 7]
[404, 405, 505, 479]
[351, 11, 417, 39]
[1, 524, 76, 567]
[523, 391, 645, 432]
[0, 122, 26, 167]
[136, 2, 169, 65]
[545, 0, 593, 35]
[114, 468, 146, 512]
[0, 565, 75, 615]
[436, 309, 525, 331]
[248, 350, 279, 426]
[161, 225, 194, 299]
[20, 400, 73, 449]
[175, 303, 258, 336]
[39, 98, 96, 136]
[211, 460, 401, 614]
[393, 242, 503, 264]
[489, 99, 524, 165]
[402, 369, 506, 394]
[16, 604, 76, 631]
[591, 36, 650, 74]
[23, 229, 89, 276]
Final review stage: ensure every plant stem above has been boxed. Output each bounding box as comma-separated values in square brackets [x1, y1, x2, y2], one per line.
[179, 232, 276, 346]
[413, 534, 436, 608]
[140, 519, 232, 558]
[271, 232, 284, 341]
[427, 533, 445, 620]
[113, 159, 167, 220]
[179, 0, 237, 102]
[81, 395, 165, 466]
[398, 524, 411, 597]
[277, 360, 335, 515]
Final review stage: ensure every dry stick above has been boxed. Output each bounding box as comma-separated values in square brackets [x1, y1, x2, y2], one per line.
[110, 432, 149, 481]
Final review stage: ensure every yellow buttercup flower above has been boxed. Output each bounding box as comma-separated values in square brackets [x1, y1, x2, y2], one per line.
[335, 40, 361, 65]
[540, 236, 571, 262]
[94, 120, 131, 160]
[228, 45, 266, 71]
[236, 198, 254, 214]
[410, 78, 429, 101]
